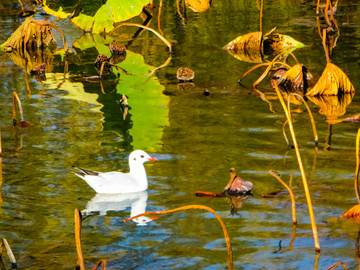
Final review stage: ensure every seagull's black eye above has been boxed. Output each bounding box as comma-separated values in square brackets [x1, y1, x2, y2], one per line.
[140, 155, 144, 158]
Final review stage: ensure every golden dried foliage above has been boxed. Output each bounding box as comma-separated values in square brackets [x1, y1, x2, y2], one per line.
[341, 204, 360, 219]
[276, 64, 314, 93]
[306, 63, 355, 96]
[185, 0, 211, 12]
[2, 18, 56, 52]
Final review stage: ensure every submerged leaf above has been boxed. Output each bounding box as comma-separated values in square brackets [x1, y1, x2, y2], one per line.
[223, 32, 263, 63]
[185, 0, 211, 12]
[275, 64, 314, 93]
[306, 63, 355, 96]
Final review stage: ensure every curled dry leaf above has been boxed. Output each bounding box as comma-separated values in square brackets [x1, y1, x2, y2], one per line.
[2, 18, 56, 52]
[274, 64, 314, 94]
[306, 63, 355, 96]
[307, 93, 354, 124]
[263, 32, 305, 55]
[185, 0, 211, 12]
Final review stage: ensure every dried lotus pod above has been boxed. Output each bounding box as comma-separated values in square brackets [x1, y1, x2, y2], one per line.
[176, 67, 195, 82]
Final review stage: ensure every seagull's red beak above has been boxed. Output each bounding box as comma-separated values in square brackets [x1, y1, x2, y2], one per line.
[148, 156, 158, 161]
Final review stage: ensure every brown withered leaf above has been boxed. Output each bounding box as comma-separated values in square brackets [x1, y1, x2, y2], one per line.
[223, 32, 263, 63]
[275, 64, 314, 94]
[185, 0, 211, 12]
[2, 18, 56, 52]
[306, 63, 355, 96]
[263, 32, 305, 55]
[307, 93, 354, 124]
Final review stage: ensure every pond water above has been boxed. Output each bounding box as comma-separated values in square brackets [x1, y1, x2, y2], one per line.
[1, 0, 360, 269]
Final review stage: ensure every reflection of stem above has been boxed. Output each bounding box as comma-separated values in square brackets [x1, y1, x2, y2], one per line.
[324, 123, 332, 151]
[239, 62, 291, 84]
[355, 128, 360, 203]
[282, 119, 290, 147]
[269, 170, 297, 224]
[308, 146, 318, 185]
[356, 230, 360, 268]
[314, 251, 320, 269]
[176, 0, 186, 22]
[316, 16, 323, 40]
[24, 73, 32, 99]
[74, 209, 85, 270]
[110, 23, 172, 52]
[124, 204, 233, 270]
[253, 88, 275, 113]
[288, 93, 318, 144]
[273, 80, 320, 252]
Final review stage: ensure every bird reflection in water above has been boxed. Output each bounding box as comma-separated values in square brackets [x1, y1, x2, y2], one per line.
[82, 191, 154, 226]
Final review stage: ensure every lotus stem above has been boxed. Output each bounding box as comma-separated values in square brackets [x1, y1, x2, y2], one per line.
[239, 62, 291, 84]
[124, 204, 233, 270]
[322, 28, 331, 63]
[282, 119, 290, 147]
[355, 128, 360, 203]
[269, 170, 297, 224]
[273, 80, 320, 252]
[0, 239, 17, 269]
[288, 93, 318, 145]
[110, 23, 172, 53]
[0, 129, 1, 157]
[158, 0, 164, 36]
[324, 0, 332, 26]
[316, 0, 321, 15]
[259, 0, 263, 33]
[253, 52, 293, 88]
[327, 261, 348, 270]
[74, 209, 85, 270]
[91, 259, 107, 270]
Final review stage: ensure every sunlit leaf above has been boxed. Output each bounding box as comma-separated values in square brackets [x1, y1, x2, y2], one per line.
[185, 0, 211, 12]
[306, 63, 355, 96]
[275, 64, 314, 93]
[223, 32, 263, 63]
[307, 93, 354, 124]
[42, 1, 71, 19]
[45, 0, 149, 33]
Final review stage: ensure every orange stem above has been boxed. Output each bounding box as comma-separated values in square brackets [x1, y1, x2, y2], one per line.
[75, 209, 85, 270]
[12, 92, 24, 121]
[124, 205, 233, 269]
[355, 128, 360, 204]
[273, 80, 320, 252]
[269, 170, 297, 224]
[322, 28, 331, 63]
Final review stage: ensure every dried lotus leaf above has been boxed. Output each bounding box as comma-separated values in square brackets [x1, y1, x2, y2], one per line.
[223, 32, 263, 63]
[185, 0, 211, 12]
[276, 64, 314, 94]
[306, 63, 355, 96]
[2, 18, 56, 52]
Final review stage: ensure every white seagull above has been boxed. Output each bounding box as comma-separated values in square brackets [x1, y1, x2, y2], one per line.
[73, 150, 158, 194]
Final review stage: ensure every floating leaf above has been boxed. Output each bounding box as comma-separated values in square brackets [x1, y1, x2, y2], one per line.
[306, 63, 355, 96]
[275, 64, 314, 93]
[185, 0, 211, 12]
[307, 93, 354, 124]
[223, 32, 263, 63]
[224, 30, 305, 63]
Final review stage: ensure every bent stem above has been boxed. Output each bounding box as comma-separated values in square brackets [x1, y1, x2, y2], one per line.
[287, 93, 318, 145]
[91, 259, 107, 270]
[239, 62, 291, 84]
[110, 23, 172, 53]
[0, 238, 17, 269]
[75, 209, 85, 270]
[12, 91, 24, 123]
[273, 80, 320, 252]
[269, 170, 297, 224]
[124, 204, 233, 270]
